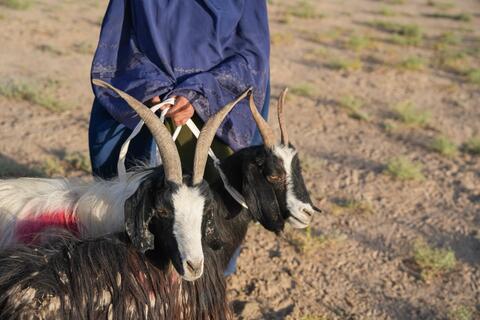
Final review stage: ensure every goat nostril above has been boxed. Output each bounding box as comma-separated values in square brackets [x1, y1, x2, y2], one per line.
[185, 259, 203, 274]
[302, 208, 313, 217]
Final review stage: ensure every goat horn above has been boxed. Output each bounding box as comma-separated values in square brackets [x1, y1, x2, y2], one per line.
[192, 88, 253, 185]
[277, 88, 289, 146]
[248, 93, 276, 149]
[92, 79, 183, 185]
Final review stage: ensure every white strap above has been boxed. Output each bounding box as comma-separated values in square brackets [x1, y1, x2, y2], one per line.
[116, 99, 248, 209]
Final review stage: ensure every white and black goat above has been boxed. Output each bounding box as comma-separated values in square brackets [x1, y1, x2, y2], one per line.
[0, 80, 252, 281]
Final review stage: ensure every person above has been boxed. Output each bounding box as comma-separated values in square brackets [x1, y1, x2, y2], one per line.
[89, 0, 270, 181]
[88, 0, 271, 275]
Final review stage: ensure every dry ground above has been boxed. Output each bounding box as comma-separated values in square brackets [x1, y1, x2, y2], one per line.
[0, 0, 479, 319]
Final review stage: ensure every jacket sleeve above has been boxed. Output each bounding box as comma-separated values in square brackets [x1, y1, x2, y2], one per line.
[90, 0, 175, 129]
[169, 0, 270, 150]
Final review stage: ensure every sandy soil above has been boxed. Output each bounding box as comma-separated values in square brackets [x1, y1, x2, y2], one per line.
[0, 0, 479, 319]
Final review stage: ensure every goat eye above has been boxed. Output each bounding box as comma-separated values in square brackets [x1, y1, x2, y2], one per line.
[267, 175, 285, 184]
[156, 208, 170, 218]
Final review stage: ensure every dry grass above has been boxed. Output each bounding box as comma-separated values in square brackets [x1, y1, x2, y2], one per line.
[290, 83, 317, 99]
[462, 137, 480, 155]
[0, 0, 32, 10]
[64, 152, 91, 173]
[39, 157, 66, 177]
[284, 227, 346, 255]
[0, 79, 65, 112]
[271, 32, 294, 46]
[429, 136, 458, 157]
[466, 68, 480, 85]
[393, 101, 430, 127]
[448, 306, 474, 320]
[412, 239, 456, 281]
[286, 0, 322, 19]
[385, 157, 425, 181]
[327, 58, 363, 71]
[339, 96, 370, 121]
[397, 56, 427, 71]
[370, 20, 423, 46]
[331, 198, 374, 216]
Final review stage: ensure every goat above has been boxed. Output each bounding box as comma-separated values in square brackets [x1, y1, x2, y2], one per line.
[0, 80, 252, 281]
[0, 233, 232, 320]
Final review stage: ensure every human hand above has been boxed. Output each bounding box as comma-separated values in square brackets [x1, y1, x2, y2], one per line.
[161, 96, 195, 126]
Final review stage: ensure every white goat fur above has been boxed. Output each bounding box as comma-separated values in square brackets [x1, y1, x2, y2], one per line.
[0, 171, 150, 249]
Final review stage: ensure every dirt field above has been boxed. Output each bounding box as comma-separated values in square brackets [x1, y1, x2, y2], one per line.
[0, 0, 479, 319]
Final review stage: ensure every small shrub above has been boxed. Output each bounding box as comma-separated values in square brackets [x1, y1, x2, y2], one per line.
[413, 239, 456, 281]
[284, 226, 346, 254]
[462, 137, 480, 155]
[398, 56, 426, 71]
[0, 80, 64, 112]
[370, 21, 423, 46]
[331, 198, 374, 216]
[435, 32, 462, 48]
[379, 7, 396, 16]
[466, 68, 480, 85]
[286, 0, 321, 19]
[393, 101, 430, 127]
[427, 13, 472, 22]
[327, 58, 363, 71]
[429, 136, 458, 157]
[290, 83, 317, 99]
[40, 158, 66, 177]
[426, 1, 455, 11]
[0, 0, 32, 10]
[345, 35, 372, 52]
[385, 157, 424, 181]
[270, 32, 294, 46]
[339, 96, 370, 121]
[449, 306, 473, 320]
[64, 152, 91, 173]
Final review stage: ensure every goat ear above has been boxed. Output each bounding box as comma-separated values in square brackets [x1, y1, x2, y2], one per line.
[243, 162, 284, 232]
[124, 177, 156, 253]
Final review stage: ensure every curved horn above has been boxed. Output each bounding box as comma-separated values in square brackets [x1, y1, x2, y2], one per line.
[92, 79, 183, 185]
[248, 92, 275, 149]
[192, 88, 253, 185]
[277, 88, 289, 146]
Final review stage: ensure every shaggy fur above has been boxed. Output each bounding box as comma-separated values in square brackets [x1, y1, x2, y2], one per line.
[0, 234, 231, 320]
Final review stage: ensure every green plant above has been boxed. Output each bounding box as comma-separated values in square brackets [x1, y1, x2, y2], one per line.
[466, 68, 480, 85]
[270, 32, 294, 46]
[426, 1, 455, 11]
[0, 0, 33, 10]
[379, 6, 396, 16]
[413, 239, 456, 281]
[385, 157, 425, 181]
[39, 158, 66, 177]
[427, 12, 472, 22]
[430, 136, 458, 157]
[284, 227, 346, 254]
[64, 152, 91, 173]
[327, 58, 363, 71]
[398, 56, 426, 71]
[345, 35, 372, 52]
[370, 21, 423, 46]
[393, 101, 430, 127]
[462, 137, 480, 155]
[449, 306, 473, 320]
[0, 79, 65, 112]
[339, 96, 370, 121]
[290, 83, 317, 99]
[331, 198, 374, 216]
[286, 0, 321, 19]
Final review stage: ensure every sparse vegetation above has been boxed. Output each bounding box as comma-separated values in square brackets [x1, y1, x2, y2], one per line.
[426, 12, 472, 22]
[300, 315, 329, 320]
[286, 0, 321, 19]
[0, 0, 33, 10]
[72, 41, 95, 55]
[379, 7, 396, 16]
[385, 157, 425, 181]
[462, 137, 480, 155]
[290, 83, 317, 99]
[64, 152, 91, 173]
[339, 96, 370, 121]
[393, 101, 430, 127]
[271, 32, 294, 45]
[429, 136, 458, 157]
[327, 58, 363, 71]
[284, 226, 346, 254]
[345, 35, 372, 52]
[466, 68, 480, 85]
[449, 306, 473, 320]
[0, 157, 43, 177]
[370, 20, 423, 46]
[426, 1, 455, 11]
[412, 239, 456, 281]
[37, 44, 63, 56]
[331, 198, 374, 216]
[39, 157, 66, 177]
[397, 56, 426, 71]
[0, 79, 65, 112]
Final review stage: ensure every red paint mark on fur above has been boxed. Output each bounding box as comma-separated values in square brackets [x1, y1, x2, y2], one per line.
[15, 210, 79, 245]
